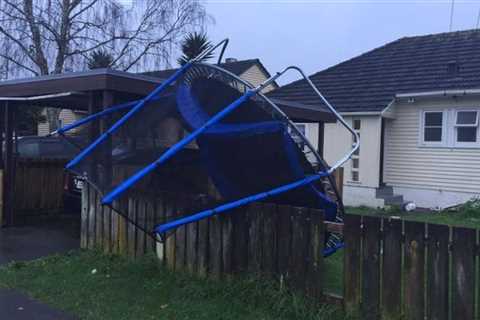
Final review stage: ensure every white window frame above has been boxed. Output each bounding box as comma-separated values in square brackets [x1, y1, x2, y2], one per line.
[349, 118, 361, 184]
[418, 107, 480, 149]
[419, 110, 446, 147]
[453, 109, 479, 147]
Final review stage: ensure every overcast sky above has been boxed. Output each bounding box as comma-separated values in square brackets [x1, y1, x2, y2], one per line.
[204, 0, 480, 84]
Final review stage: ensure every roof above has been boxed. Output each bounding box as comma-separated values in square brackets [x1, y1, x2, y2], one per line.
[0, 68, 163, 109]
[269, 29, 480, 113]
[145, 58, 274, 83]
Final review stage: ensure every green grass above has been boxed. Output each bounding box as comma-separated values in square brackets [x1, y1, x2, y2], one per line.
[346, 199, 480, 228]
[324, 251, 343, 296]
[0, 250, 348, 320]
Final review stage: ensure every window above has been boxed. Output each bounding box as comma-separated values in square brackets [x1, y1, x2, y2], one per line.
[419, 108, 480, 148]
[353, 119, 361, 130]
[423, 111, 443, 143]
[350, 119, 360, 183]
[351, 171, 359, 182]
[352, 158, 359, 169]
[455, 110, 478, 144]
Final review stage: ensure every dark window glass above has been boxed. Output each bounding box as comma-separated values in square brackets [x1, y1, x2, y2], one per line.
[353, 119, 361, 130]
[457, 111, 477, 125]
[424, 128, 442, 142]
[352, 158, 359, 169]
[457, 127, 477, 142]
[425, 112, 443, 126]
[351, 171, 359, 182]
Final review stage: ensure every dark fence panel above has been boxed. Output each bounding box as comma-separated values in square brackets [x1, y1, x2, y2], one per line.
[344, 215, 479, 320]
[82, 184, 325, 300]
[14, 158, 66, 216]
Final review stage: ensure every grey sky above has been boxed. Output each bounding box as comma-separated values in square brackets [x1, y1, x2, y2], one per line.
[205, 0, 480, 84]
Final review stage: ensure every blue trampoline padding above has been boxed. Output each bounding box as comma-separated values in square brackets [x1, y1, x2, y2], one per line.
[323, 242, 344, 257]
[101, 89, 256, 205]
[177, 79, 337, 218]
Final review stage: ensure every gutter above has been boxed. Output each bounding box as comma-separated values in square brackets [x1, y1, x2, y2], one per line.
[396, 88, 480, 99]
[339, 111, 382, 116]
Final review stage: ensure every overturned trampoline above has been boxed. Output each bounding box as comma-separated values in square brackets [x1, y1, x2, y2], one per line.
[55, 39, 359, 257]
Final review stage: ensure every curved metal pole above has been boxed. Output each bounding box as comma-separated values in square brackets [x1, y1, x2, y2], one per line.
[66, 39, 230, 170]
[265, 66, 360, 173]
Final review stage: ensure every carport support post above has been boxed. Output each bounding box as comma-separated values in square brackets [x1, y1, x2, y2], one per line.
[101, 90, 113, 188]
[3, 101, 14, 226]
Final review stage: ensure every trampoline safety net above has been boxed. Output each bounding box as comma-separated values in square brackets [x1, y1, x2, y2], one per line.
[59, 62, 346, 256]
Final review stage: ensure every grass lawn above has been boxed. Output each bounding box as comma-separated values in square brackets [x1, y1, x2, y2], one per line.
[0, 250, 348, 320]
[346, 201, 480, 228]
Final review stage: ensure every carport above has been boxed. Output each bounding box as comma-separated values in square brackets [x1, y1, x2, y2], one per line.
[0, 68, 334, 227]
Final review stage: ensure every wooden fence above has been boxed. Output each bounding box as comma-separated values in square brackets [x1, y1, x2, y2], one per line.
[344, 214, 479, 320]
[14, 158, 66, 215]
[81, 183, 325, 299]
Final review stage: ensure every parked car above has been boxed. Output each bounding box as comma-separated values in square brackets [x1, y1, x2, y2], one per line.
[15, 135, 85, 213]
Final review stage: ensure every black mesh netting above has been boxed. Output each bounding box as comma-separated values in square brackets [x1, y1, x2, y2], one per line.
[60, 63, 342, 242]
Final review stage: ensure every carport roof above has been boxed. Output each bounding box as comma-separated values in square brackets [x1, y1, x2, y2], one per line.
[0, 68, 334, 122]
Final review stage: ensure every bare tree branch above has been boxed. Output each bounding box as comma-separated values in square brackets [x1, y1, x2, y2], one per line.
[0, 0, 210, 130]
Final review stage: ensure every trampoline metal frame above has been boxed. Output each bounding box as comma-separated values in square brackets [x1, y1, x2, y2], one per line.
[53, 39, 358, 248]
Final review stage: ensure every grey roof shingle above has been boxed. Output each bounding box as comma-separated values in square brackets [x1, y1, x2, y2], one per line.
[144, 58, 270, 80]
[269, 29, 480, 113]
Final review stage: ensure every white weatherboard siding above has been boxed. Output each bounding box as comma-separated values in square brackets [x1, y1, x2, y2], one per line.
[240, 65, 277, 92]
[38, 109, 81, 136]
[324, 116, 382, 206]
[384, 96, 480, 208]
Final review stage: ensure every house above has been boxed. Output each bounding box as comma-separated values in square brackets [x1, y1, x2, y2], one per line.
[270, 29, 480, 209]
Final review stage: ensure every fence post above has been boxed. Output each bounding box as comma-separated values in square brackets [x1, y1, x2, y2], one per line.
[306, 208, 324, 299]
[80, 184, 89, 249]
[382, 218, 402, 320]
[426, 224, 449, 320]
[361, 216, 380, 320]
[452, 227, 476, 320]
[404, 221, 425, 320]
[344, 214, 362, 316]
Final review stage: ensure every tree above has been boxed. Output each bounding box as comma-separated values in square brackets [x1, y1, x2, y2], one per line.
[0, 0, 210, 130]
[88, 50, 114, 69]
[177, 32, 213, 66]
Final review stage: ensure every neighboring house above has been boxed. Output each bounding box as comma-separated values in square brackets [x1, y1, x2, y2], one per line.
[270, 29, 480, 209]
[38, 109, 86, 136]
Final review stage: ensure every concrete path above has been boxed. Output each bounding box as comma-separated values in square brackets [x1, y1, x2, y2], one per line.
[0, 288, 77, 320]
[0, 218, 79, 264]
[0, 217, 80, 319]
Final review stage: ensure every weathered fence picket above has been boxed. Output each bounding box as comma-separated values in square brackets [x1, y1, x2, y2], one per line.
[81, 186, 325, 300]
[343, 215, 480, 320]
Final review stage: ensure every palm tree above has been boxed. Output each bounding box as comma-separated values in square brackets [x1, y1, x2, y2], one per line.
[177, 32, 213, 66]
[88, 50, 114, 69]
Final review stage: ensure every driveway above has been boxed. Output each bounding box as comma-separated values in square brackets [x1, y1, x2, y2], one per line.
[0, 216, 80, 319]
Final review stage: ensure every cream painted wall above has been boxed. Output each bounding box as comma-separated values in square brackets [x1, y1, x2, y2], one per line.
[384, 95, 480, 198]
[324, 115, 382, 189]
[240, 65, 277, 92]
[37, 109, 83, 136]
